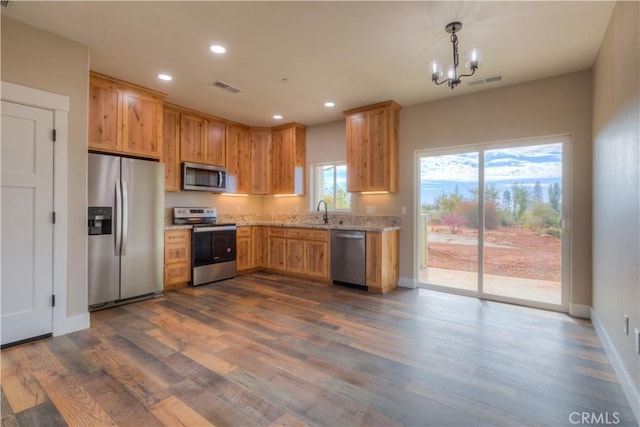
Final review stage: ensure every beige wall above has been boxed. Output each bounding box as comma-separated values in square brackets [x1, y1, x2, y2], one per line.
[165, 192, 263, 218]
[592, 0, 640, 413]
[1, 16, 89, 317]
[305, 71, 594, 308]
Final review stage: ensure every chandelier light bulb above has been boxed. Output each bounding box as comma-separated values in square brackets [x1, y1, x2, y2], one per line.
[429, 60, 442, 80]
[446, 65, 456, 80]
[467, 47, 482, 69]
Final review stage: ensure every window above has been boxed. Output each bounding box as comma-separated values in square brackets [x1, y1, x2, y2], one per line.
[311, 162, 351, 211]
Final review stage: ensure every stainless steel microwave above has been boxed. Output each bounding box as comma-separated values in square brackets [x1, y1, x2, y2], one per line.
[182, 162, 227, 192]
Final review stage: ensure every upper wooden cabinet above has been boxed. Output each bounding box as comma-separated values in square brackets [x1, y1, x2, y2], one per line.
[343, 100, 400, 193]
[250, 128, 271, 195]
[206, 119, 226, 166]
[271, 123, 306, 195]
[180, 113, 206, 163]
[162, 103, 230, 191]
[225, 124, 251, 194]
[89, 72, 165, 159]
[162, 106, 181, 192]
[179, 113, 227, 167]
[159, 102, 306, 195]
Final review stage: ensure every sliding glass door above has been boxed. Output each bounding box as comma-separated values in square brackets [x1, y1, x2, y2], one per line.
[418, 151, 479, 293]
[417, 137, 568, 310]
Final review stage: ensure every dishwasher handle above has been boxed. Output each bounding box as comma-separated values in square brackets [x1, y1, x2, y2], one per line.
[333, 232, 365, 239]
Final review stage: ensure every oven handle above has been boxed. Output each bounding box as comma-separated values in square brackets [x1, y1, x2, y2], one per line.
[193, 225, 237, 232]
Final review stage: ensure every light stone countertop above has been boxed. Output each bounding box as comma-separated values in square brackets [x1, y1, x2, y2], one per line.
[164, 223, 400, 232]
[165, 211, 401, 232]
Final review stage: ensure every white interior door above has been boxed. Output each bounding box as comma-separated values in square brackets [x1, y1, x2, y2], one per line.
[1, 100, 55, 346]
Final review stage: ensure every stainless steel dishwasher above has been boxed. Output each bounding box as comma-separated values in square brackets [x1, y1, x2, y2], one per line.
[330, 229, 366, 287]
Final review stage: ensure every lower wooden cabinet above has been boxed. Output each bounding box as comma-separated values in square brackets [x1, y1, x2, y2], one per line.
[252, 226, 267, 268]
[366, 230, 399, 294]
[286, 239, 305, 275]
[286, 228, 329, 280]
[234, 225, 397, 290]
[164, 229, 191, 291]
[261, 226, 329, 280]
[236, 226, 252, 272]
[267, 227, 287, 272]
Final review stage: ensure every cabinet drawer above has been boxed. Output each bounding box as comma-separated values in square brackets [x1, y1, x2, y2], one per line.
[165, 243, 189, 264]
[236, 226, 251, 238]
[268, 227, 287, 238]
[164, 262, 190, 285]
[165, 229, 190, 245]
[287, 228, 328, 242]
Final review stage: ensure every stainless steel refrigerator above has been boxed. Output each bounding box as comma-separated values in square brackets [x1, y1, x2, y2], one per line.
[88, 153, 164, 310]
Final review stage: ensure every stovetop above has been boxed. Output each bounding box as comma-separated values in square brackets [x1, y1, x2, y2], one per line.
[172, 207, 237, 228]
[173, 207, 216, 225]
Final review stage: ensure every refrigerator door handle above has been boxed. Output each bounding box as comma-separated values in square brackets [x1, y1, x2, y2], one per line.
[121, 180, 129, 255]
[115, 179, 123, 256]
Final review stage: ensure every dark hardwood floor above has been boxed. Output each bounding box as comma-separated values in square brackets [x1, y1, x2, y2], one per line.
[1, 272, 636, 426]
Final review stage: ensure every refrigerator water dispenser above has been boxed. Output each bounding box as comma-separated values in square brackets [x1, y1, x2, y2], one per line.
[88, 206, 112, 235]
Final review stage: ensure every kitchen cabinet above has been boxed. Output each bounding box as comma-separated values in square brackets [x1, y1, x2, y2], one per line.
[225, 124, 251, 194]
[89, 72, 165, 159]
[286, 238, 306, 275]
[206, 119, 226, 166]
[236, 226, 252, 272]
[365, 230, 399, 294]
[267, 227, 287, 272]
[271, 123, 306, 195]
[179, 113, 206, 163]
[179, 112, 227, 167]
[164, 229, 191, 291]
[286, 228, 329, 280]
[162, 106, 181, 192]
[250, 128, 271, 195]
[251, 226, 267, 268]
[267, 227, 287, 271]
[343, 100, 400, 193]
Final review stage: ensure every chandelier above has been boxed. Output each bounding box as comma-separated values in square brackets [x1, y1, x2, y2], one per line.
[430, 22, 482, 90]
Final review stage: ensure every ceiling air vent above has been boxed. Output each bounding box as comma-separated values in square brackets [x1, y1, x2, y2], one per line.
[468, 75, 503, 86]
[210, 80, 242, 94]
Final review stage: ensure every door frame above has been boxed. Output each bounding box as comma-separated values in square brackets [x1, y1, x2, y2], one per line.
[1, 81, 76, 336]
[414, 134, 572, 313]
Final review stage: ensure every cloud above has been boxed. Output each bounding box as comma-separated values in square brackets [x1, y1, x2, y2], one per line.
[421, 143, 562, 182]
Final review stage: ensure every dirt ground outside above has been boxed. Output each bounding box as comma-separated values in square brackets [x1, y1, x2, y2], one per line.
[426, 226, 561, 282]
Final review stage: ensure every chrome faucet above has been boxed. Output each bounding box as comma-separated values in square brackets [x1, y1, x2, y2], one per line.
[316, 200, 328, 224]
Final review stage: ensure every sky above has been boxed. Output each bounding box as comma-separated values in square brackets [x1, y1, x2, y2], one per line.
[419, 143, 562, 206]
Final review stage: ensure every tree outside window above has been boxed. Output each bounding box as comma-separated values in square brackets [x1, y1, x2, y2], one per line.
[312, 163, 351, 211]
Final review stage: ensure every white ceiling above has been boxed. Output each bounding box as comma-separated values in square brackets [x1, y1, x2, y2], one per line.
[2, 1, 615, 127]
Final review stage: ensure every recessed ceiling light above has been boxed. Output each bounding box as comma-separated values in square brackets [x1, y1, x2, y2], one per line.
[273, 114, 283, 120]
[158, 74, 172, 81]
[324, 101, 335, 108]
[209, 45, 226, 54]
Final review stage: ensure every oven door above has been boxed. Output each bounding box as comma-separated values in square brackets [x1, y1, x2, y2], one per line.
[192, 225, 237, 267]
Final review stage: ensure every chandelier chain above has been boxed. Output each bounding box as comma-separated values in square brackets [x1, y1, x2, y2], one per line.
[451, 32, 459, 70]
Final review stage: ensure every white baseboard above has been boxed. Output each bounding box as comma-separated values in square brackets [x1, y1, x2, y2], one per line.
[569, 303, 591, 318]
[53, 312, 90, 337]
[591, 309, 640, 424]
[398, 276, 417, 288]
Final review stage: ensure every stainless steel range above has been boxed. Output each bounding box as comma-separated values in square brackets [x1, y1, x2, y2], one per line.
[173, 207, 237, 286]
